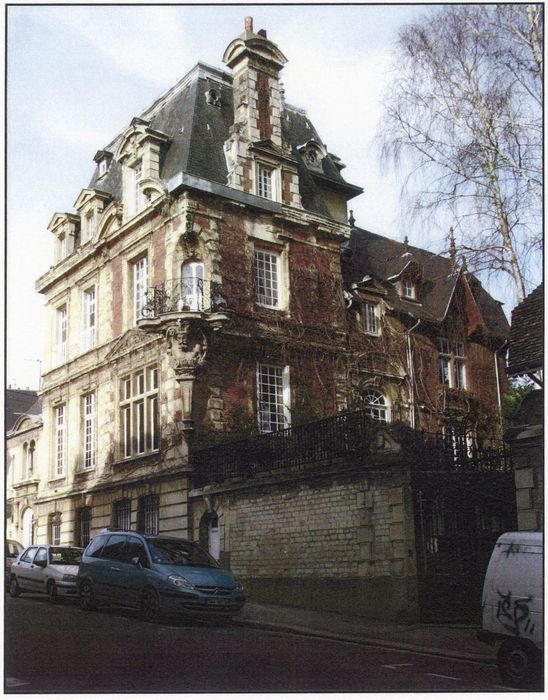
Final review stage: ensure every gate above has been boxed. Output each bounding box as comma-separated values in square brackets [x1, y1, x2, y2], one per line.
[411, 440, 517, 622]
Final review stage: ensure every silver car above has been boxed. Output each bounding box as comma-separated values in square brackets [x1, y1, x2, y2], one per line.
[9, 545, 82, 601]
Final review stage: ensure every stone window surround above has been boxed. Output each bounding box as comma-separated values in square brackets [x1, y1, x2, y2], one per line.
[253, 157, 282, 202]
[119, 365, 159, 461]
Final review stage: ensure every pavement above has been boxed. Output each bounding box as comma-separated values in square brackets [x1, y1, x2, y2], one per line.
[235, 601, 496, 664]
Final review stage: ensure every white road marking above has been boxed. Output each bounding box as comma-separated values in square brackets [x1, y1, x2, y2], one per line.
[6, 677, 30, 688]
[426, 673, 461, 681]
[382, 663, 414, 669]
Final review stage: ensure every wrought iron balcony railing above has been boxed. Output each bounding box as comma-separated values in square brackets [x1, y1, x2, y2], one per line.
[191, 410, 510, 488]
[140, 278, 228, 318]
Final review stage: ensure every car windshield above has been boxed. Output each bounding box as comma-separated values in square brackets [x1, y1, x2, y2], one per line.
[146, 539, 219, 568]
[49, 547, 82, 565]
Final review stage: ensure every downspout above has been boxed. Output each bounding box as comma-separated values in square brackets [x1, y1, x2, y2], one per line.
[494, 339, 508, 436]
[406, 317, 421, 429]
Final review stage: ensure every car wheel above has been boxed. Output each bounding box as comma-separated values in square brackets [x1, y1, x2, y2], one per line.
[141, 589, 162, 623]
[497, 639, 541, 689]
[47, 580, 58, 602]
[79, 581, 97, 611]
[9, 577, 20, 598]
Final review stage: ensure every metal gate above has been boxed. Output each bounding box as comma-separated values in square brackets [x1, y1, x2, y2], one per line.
[412, 468, 517, 622]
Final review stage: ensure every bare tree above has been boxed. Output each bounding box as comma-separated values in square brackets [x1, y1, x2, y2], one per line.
[381, 4, 543, 302]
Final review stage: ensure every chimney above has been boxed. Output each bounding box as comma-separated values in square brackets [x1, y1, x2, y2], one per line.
[245, 16, 253, 33]
[258, 29, 267, 38]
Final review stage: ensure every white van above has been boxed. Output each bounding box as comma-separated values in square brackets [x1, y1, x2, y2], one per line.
[479, 531, 543, 688]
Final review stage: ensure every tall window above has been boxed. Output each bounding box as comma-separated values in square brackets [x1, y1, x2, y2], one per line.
[455, 342, 467, 390]
[50, 513, 62, 546]
[127, 161, 143, 217]
[180, 261, 204, 311]
[55, 405, 66, 477]
[81, 287, 96, 352]
[83, 393, 96, 470]
[363, 301, 380, 335]
[257, 364, 290, 433]
[113, 499, 131, 531]
[438, 338, 452, 387]
[59, 235, 67, 260]
[255, 250, 280, 308]
[402, 279, 416, 299]
[23, 440, 35, 479]
[257, 163, 275, 200]
[132, 256, 148, 324]
[362, 390, 389, 422]
[120, 366, 159, 459]
[76, 507, 92, 548]
[137, 494, 159, 535]
[54, 305, 68, 364]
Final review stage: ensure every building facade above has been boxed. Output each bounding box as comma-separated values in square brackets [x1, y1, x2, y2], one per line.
[7, 21, 511, 618]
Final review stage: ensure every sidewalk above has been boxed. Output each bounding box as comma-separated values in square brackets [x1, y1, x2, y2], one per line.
[235, 602, 496, 664]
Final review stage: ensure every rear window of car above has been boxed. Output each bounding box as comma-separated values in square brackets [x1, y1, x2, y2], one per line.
[49, 547, 82, 565]
[6, 542, 22, 558]
[85, 535, 109, 559]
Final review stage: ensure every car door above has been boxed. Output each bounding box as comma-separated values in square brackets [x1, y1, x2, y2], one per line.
[99, 534, 130, 605]
[123, 536, 150, 607]
[31, 548, 49, 592]
[13, 547, 39, 591]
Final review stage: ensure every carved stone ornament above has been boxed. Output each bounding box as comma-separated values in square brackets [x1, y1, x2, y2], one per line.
[165, 320, 208, 378]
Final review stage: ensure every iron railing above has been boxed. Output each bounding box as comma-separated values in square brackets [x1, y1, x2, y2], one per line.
[140, 278, 227, 318]
[191, 410, 510, 488]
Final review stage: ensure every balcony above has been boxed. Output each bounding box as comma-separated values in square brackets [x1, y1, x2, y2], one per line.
[140, 278, 227, 319]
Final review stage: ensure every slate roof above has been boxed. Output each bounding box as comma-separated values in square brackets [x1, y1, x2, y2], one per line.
[507, 283, 544, 376]
[344, 227, 510, 338]
[5, 390, 41, 432]
[87, 63, 361, 217]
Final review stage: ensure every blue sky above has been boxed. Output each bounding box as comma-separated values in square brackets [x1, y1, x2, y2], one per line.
[6, 3, 465, 389]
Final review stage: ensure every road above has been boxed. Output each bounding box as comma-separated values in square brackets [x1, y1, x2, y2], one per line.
[5, 594, 511, 693]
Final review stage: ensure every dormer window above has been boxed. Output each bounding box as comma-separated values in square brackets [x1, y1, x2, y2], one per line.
[98, 159, 108, 177]
[257, 163, 275, 200]
[205, 88, 221, 107]
[402, 279, 416, 299]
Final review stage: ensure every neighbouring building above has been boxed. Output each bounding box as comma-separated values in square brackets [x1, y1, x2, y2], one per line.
[505, 283, 544, 532]
[7, 19, 514, 620]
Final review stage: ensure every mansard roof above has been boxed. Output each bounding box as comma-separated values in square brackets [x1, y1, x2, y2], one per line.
[507, 283, 544, 376]
[87, 63, 361, 217]
[5, 389, 41, 432]
[345, 227, 510, 340]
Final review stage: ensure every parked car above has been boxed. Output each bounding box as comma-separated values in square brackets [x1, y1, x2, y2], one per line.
[478, 531, 543, 689]
[9, 545, 83, 601]
[5, 540, 23, 589]
[78, 531, 245, 622]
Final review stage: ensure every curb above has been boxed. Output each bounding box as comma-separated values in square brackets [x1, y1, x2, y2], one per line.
[233, 617, 496, 665]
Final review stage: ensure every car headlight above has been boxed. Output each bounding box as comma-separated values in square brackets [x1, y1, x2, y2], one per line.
[62, 574, 77, 582]
[235, 581, 244, 593]
[168, 575, 194, 589]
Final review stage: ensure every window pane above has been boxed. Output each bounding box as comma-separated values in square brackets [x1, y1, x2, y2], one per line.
[255, 250, 279, 307]
[102, 535, 127, 561]
[257, 364, 287, 432]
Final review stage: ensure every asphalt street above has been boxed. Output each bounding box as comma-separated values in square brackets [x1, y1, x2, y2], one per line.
[5, 594, 511, 693]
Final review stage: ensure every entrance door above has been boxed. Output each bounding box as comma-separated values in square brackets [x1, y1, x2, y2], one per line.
[208, 515, 220, 561]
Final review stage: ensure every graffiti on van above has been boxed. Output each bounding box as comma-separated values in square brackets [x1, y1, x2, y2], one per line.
[496, 590, 535, 636]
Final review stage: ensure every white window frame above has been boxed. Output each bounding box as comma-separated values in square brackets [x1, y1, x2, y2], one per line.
[454, 342, 467, 390]
[132, 255, 148, 324]
[120, 366, 159, 460]
[402, 279, 416, 299]
[55, 405, 66, 477]
[256, 363, 291, 433]
[256, 162, 276, 200]
[51, 515, 61, 546]
[362, 390, 390, 422]
[83, 393, 96, 470]
[98, 159, 108, 177]
[81, 286, 96, 352]
[54, 305, 68, 365]
[363, 301, 380, 335]
[179, 261, 204, 311]
[255, 249, 281, 309]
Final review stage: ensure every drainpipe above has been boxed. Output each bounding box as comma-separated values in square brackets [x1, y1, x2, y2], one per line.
[406, 317, 421, 429]
[494, 339, 508, 436]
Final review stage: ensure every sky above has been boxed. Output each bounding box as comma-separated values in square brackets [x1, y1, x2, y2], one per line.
[6, 3, 518, 390]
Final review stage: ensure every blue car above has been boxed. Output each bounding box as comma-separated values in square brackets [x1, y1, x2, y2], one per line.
[78, 531, 245, 622]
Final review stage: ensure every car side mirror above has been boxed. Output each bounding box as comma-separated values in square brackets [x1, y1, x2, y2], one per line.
[131, 556, 143, 569]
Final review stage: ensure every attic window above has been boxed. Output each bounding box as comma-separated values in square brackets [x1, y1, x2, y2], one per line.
[402, 279, 416, 300]
[98, 159, 109, 177]
[206, 89, 221, 107]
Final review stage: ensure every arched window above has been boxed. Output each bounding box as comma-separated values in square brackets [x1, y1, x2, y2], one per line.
[362, 390, 389, 423]
[50, 512, 62, 545]
[28, 440, 35, 475]
[179, 261, 204, 311]
[22, 507, 35, 547]
[22, 442, 28, 479]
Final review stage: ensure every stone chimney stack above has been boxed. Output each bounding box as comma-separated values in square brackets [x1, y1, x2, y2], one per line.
[223, 17, 288, 147]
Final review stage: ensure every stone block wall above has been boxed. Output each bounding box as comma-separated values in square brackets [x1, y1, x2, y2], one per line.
[190, 456, 419, 622]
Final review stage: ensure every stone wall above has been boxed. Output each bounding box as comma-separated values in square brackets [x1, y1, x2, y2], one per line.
[190, 451, 419, 622]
